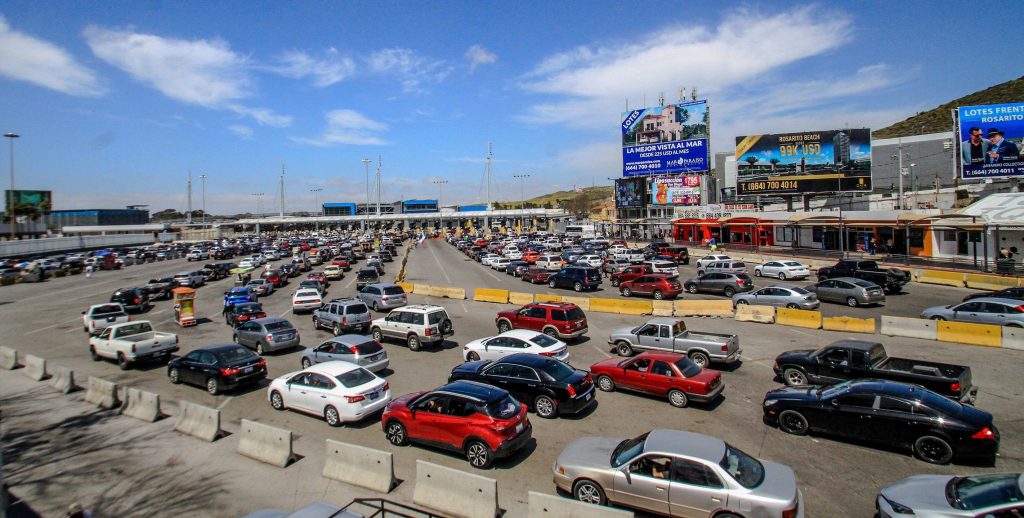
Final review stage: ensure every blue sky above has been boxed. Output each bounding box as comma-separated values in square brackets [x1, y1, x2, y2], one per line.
[0, 1, 1019, 214]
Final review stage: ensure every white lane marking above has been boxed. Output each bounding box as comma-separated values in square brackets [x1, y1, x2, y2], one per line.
[428, 243, 453, 284]
[460, 301, 468, 313]
[217, 398, 233, 410]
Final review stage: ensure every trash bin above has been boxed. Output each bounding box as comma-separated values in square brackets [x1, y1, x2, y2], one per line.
[996, 258, 1015, 274]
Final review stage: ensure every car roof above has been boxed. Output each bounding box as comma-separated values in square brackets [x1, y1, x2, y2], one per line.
[398, 304, 446, 312]
[303, 360, 362, 377]
[529, 302, 575, 309]
[965, 297, 1023, 305]
[647, 317, 681, 326]
[325, 334, 375, 346]
[252, 316, 290, 324]
[644, 429, 726, 462]
[198, 343, 249, 354]
[499, 352, 568, 368]
[498, 329, 547, 340]
[637, 351, 689, 362]
[827, 339, 881, 351]
[435, 380, 507, 402]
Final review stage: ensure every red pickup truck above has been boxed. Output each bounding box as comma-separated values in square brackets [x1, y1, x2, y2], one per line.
[610, 265, 654, 287]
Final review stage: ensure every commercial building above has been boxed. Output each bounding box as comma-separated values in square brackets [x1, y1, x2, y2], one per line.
[402, 199, 438, 213]
[322, 203, 357, 217]
[44, 208, 149, 230]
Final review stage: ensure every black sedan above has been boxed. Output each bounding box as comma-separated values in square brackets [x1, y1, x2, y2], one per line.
[963, 286, 1024, 302]
[167, 344, 266, 395]
[762, 379, 999, 465]
[447, 353, 595, 419]
[224, 302, 267, 327]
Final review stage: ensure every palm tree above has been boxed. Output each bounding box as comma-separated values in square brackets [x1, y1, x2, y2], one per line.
[744, 156, 758, 167]
[769, 158, 780, 173]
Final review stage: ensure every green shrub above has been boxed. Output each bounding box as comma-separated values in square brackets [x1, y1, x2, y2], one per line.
[69, 268, 82, 275]
[53, 270, 67, 278]
[0, 278, 15, 286]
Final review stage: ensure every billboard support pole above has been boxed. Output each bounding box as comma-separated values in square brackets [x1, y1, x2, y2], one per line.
[897, 138, 904, 210]
[4, 133, 18, 240]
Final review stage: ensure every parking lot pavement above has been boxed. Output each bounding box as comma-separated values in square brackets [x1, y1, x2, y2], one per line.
[2, 243, 1023, 517]
[408, 238, 985, 321]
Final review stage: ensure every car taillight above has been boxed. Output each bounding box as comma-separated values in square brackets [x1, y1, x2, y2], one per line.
[540, 351, 557, 357]
[951, 382, 961, 393]
[382, 382, 389, 392]
[567, 384, 576, 398]
[972, 427, 996, 440]
[257, 358, 266, 367]
[721, 344, 729, 352]
[131, 344, 137, 353]
[127, 316, 132, 322]
[1016, 305, 1024, 313]
[133, 298, 140, 304]
[804, 296, 814, 301]
[311, 299, 320, 304]
[346, 394, 366, 403]
[425, 327, 431, 336]
[782, 502, 799, 518]
[266, 334, 273, 342]
[220, 367, 240, 376]
[342, 316, 347, 325]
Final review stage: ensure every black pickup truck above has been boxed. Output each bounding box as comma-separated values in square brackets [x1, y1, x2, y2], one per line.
[773, 340, 977, 404]
[816, 259, 910, 294]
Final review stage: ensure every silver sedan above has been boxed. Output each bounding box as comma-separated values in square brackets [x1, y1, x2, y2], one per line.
[921, 297, 1024, 327]
[807, 277, 885, 307]
[754, 261, 810, 280]
[732, 285, 820, 309]
[877, 472, 1022, 517]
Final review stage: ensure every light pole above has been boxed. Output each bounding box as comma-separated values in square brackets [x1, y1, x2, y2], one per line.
[251, 192, 264, 234]
[432, 179, 448, 232]
[362, 158, 372, 232]
[199, 174, 208, 226]
[310, 187, 323, 232]
[513, 173, 530, 233]
[5, 133, 20, 240]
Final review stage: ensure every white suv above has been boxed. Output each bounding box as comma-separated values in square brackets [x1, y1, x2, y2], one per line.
[370, 304, 453, 351]
[695, 254, 732, 270]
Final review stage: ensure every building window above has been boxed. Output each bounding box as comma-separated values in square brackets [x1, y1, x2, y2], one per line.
[943, 230, 957, 241]
[776, 227, 795, 242]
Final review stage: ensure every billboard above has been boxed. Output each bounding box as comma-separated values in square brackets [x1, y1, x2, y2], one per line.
[650, 175, 701, 206]
[615, 178, 646, 208]
[4, 190, 52, 215]
[957, 102, 1024, 179]
[735, 129, 872, 195]
[622, 100, 709, 177]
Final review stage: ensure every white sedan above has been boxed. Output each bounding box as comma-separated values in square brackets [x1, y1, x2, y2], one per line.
[268, 361, 391, 427]
[577, 255, 604, 268]
[754, 261, 810, 280]
[462, 329, 569, 362]
[480, 253, 501, 266]
[292, 289, 323, 313]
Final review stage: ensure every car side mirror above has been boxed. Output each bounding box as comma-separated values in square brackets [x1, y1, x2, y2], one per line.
[831, 399, 839, 407]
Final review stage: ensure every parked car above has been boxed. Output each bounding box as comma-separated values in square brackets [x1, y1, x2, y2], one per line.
[261, 269, 287, 287]
[495, 302, 587, 341]
[82, 303, 130, 335]
[521, 267, 553, 284]
[247, 279, 275, 296]
[462, 329, 569, 362]
[732, 285, 820, 309]
[233, 317, 301, 355]
[806, 277, 885, 307]
[89, 320, 179, 370]
[659, 245, 690, 265]
[602, 258, 632, 274]
[268, 361, 390, 427]
[591, 351, 723, 408]
[535, 255, 565, 270]
[313, 298, 372, 335]
[695, 254, 732, 269]
[370, 305, 453, 351]
[607, 317, 741, 367]
[357, 283, 407, 311]
[292, 289, 324, 313]
[449, 354, 594, 419]
[298, 279, 326, 295]
[553, 429, 804, 517]
[382, 380, 532, 468]
[683, 272, 754, 297]
[168, 343, 267, 395]
[610, 265, 654, 287]
[323, 265, 344, 281]
[224, 302, 267, 327]
[754, 261, 811, 280]
[224, 286, 257, 307]
[307, 271, 329, 288]
[173, 271, 206, 288]
[355, 268, 380, 290]
[300, 334, 389, 372]
[612, 249, 645, 264]
[619, 274, 683, 300]
[773, 340, 977, 403]
[490, 257, 512, 272]
[143, 277, 176, 300]
[963, 286, 1024, 302]
[763, 379, 998, 465]
[644, 260, 677, 274]
[110, 287, 150, 313]
[697, 259, 747, 277]
[547, 266, 601, 292]
[817, 259, 910, 294]
[504, 260, 529, 277]
[876, 472, 1024, 518]
[921, 297, 1024, 327]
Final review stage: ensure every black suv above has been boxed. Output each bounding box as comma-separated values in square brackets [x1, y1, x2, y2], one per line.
[110, 287, 150, 313]
[546, 266, 601, 292]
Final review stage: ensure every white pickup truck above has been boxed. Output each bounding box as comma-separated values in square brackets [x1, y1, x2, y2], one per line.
[82, 303, 131, 335]
[89, 321, 179, 370]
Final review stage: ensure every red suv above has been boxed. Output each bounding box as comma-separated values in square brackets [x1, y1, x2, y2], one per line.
[495, 302, 588, 341]
[331, 257, 351, 271]
[260, 269, 286, 288]
[381, 381, 532, 469]
[619, 273, 684, 300]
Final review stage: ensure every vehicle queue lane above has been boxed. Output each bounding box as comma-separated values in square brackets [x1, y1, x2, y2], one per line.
[2, 245, 1023, 517]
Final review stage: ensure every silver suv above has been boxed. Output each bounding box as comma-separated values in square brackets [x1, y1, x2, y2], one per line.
[233, 317, 300, 355]
[312, 298, 372, 335]
[299, 334, 389, 373]
[696, 260, 747, 276]
[370, 304, 453, 351]
[358, 282, 408, 311]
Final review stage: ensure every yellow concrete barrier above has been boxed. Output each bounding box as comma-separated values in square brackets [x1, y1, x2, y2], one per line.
[559, 295, 590, 311]
[734, 304, 775, 323]
[413, 284, 432, 295]
[533, 294, 562, 303]
[396, 282, 413, 293]
[823, 316, 876, 334]
[473, 288, 509, 304]
[964, 273, 1019, 291]
[936, 321, 1001, 347]
[652, 300, 674, 316]
[589, 297, 652, 316]
[674, 300, 734, 317]
[776, 308, 823, 329]
[918, 269, 965, 288]
[508, 292, 534, 305]
[443, 286, 466, 299]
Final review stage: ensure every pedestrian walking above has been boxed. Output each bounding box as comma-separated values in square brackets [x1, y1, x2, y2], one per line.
[85, 264, 93, 279]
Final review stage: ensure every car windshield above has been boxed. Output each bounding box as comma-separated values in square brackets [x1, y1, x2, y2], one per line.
[215, 346, 256, 364]
[783, 262, 802, 267]
[383, 286, 405, 295]
[611, 433, 649, 467]
[336, 368, 376, 388]
[947, 473, 1024, 510]
[264, 320, 294, 332]
[719, 444, 765, 489]
[484, 394, 520, 419]
[853, 279, 876, 288]
[237, 303, 263, 314]
[92, 304, 123, 315]
[674, 357, 702, 377]
[357, 271, 377, 280]
[531, 334, 560, 348]
[566, 307, 585, 320]
[818, 380, 855, 396]
[535, 359, 575, 381]
[296, 290, 319, 298]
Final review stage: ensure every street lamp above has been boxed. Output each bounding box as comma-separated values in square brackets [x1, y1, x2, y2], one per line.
[513, 173, 530, 233]
[310, 187, 323, 232]
[199, 174, 208, 226]
[362, 158, 372, 232]
[432, 179, 448, 232]
[4, 133, 19, 240]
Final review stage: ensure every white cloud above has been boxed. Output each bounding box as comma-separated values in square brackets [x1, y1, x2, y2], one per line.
[366, 48, 452, 93]
[465, 44, 497, 71]
[268, 48, 355, 87]
[0, 14, 104, 96]
[227, 104, 293, 127]
[228, 124, 253, 138]
[292, 109, 389, 147]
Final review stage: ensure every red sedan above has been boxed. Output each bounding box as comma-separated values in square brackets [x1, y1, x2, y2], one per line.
[331, 258, 351, 271]
[521, 267, 553, 284]
[618, 273, 683, 300]
[307, 271, 329, 288]
[590, 351, 723, 408]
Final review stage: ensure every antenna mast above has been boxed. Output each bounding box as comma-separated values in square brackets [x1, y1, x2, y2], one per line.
[485, 142, 493, 230]
[279, 164, 285, 218]
[186, 170, 193, 224]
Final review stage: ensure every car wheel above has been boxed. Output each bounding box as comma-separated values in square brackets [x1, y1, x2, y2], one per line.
[697, 270, 704, 276]
[372, 301, 379, 312]
[407, 334, 421, 351]
[206, 378, 220, 395]
[89, 346, 100, 361]
[620, 287, 631, 297]
[372, 328, 383, 342]
[754, 269, 762, 277]
[616, 341, 633, 356]
[333, 323, 341, 336]
[735, 299, 749, 305]
[572, 479, 607, 506]
[596, 375, 615, 392]
[723, 286, 735, 297]
[270, 391, 285, 410]
[547, 280, 557, 289]
[846, 297, 859, 307]
[440, 318, 453, 335]
[543, 327, 559, 339]
[786, 303, 799, 309]
[573, 282, 583, 292]
[497, 320, 512, 333]
[534, 395, 557, 418]
[611, 278, 620, 287]
[686, 284, 698, 294]
[668, 389, 689, 408]
[256, 343, 265, 355]
[783, 368, 808, 386]
[117, 353, 131, 371]
[689, 351, 710, 367]
[930, 316, 946, 321]
[653, 290, 664, 300]
[385, 420, 408, 446]
[301, 357, 312, 369]
[465, 440, 493, 469]
[914, 435, 954, 465]
[312, 316, 321, 329]
[169, 368, 181, 384]
[778, 272, 787, 280]
[777, 409, 809, 435]
[324, 405, 342, 427]
[467, 351, 480, 362]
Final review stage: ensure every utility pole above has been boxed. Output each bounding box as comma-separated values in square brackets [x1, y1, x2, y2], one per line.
[513, 173, 530, 233]
[4, 133, 19, 240]
[376, 154, 382, 224]
[432, 179, 448, 232]
[279, 164, 285, 218]
[199, 174, 208, 227]
[310, 187, 323, 231]
[362, 158, 372, 232]
[894, 138, 905, 210]
[186, 170, 193, 224]
[251, 192, 264, 234]
[485, 142, 493, 230]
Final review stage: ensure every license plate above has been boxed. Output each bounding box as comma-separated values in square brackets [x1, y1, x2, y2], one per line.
[368, 391, 379, 400]
[515, 422, 524, 434]
[584, 393, 591, 401]
[243, 366, 253, 374]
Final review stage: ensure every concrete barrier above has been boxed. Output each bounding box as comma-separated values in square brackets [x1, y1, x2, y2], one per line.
[22, 354, 48, 381]
[533, 294, 562, 303]
[174, 401, 223, 442]
[734, 304, 775, 323]
[776, 308, 823, 330]
[413, 283, 432, 295]
[1001, 327, 1024, 352]
[396, 281, 414, 293]
[49, 366, 77, 394]
[964, 273, 1019, 291]
[527, 491, 632, 518]
[880, 316, 938, 340]
[674, 300, 734, 317]
[474, 288, 509, 304]
[652, 300, 674, 316]
[918, 269, 966, 287]
[0, 346, 18, 369]
[443, 286, 467, 299]
[413, 460, 498, 518]
[823, 316, 876, 334]
[508, 291, 534, 305]
[237, 419, 295, 468]
[427, 285, 447, 298]
[937, 321, 1001, 347]
[122, 387, 162, 422]
[84, 377, 119, 409]
[589, 297, 652, 316]
[560, 295, 590, 311]
[322, 440, 395, 493]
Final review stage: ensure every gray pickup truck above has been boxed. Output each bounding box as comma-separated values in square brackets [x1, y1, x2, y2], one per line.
[607, 317, 741, 367]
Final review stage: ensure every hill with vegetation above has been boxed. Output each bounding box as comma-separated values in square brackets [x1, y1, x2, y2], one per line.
[488, 185, 613, 219]
[874, 75, 1024, 139]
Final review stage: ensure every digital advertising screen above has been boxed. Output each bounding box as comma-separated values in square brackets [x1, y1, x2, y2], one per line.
[734, 129, 872, 195]
[622, 100, 709, 177]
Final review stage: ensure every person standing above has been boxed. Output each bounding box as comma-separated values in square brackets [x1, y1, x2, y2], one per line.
[961, 126, 990, 166]
[85, 264, 93, 279]
[987, 128, 1020, 163]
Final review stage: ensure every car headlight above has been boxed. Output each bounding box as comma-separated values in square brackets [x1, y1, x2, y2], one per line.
[881, 495, 914, 515]
[763, 399, 778, 407]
